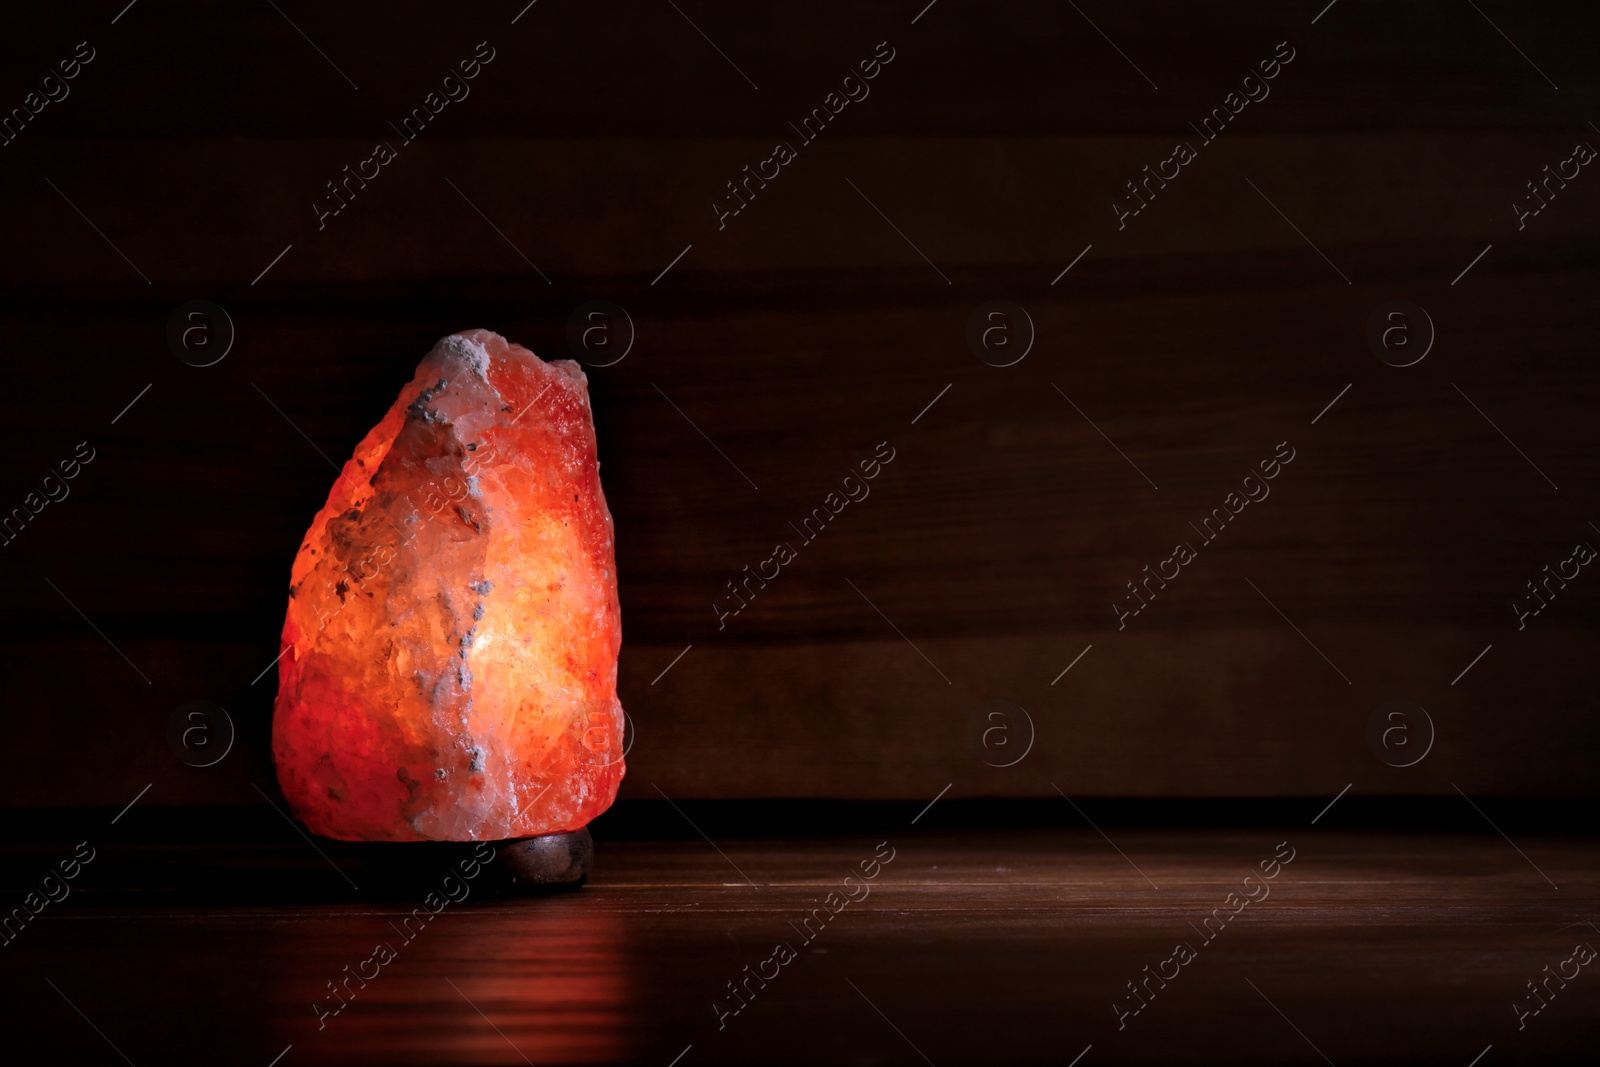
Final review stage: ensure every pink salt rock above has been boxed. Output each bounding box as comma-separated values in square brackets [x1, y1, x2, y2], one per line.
[271, 330, 625, 841]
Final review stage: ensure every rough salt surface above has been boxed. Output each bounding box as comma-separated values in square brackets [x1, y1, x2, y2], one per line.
[272, 330, 625, 841]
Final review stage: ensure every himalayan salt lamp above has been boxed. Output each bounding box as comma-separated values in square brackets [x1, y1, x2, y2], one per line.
[271, 329, 625, 886]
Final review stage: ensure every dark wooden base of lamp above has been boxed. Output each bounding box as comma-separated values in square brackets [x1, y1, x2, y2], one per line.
[490, 827, 592, 892]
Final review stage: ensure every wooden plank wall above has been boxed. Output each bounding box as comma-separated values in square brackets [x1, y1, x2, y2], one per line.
[0, 1, 1596, 806]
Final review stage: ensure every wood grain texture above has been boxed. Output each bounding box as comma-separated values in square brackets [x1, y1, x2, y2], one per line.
[0, 2, 1597, 805]
[3, 827, 1597, 1064]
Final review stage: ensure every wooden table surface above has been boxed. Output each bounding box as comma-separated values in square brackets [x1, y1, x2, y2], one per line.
[5, 822, 1596, 1065]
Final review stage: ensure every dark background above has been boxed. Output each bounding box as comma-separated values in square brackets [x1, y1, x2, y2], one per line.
[2, 0, 1597, 813]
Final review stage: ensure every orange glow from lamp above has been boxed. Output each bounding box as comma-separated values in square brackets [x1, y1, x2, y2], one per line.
[271, 330, 625, 887]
